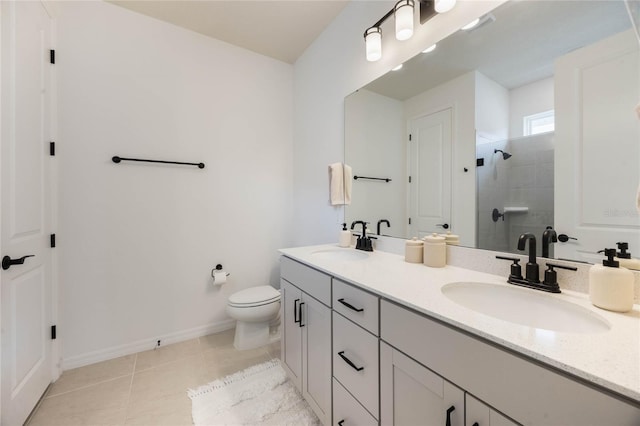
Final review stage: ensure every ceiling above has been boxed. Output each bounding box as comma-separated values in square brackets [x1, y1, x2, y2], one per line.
[108, 0, 349, 64]
[364, 0, 633, 100]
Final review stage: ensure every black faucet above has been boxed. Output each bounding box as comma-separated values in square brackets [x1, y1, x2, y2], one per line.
[377, 219, 390, 236]
[541, 227, 557, 258]
[351, 221, 373, 251]
[517, 233, 539, 283]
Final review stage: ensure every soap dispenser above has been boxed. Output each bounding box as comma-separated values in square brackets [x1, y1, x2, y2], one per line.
[338, 223, 351, 248]
[589, 248, 634, 313]
[614, 242, 640, 271]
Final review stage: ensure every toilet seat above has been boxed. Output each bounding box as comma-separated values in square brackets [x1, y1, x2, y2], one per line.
[228, 285, 280, 308]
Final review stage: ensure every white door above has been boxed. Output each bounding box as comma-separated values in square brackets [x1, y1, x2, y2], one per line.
[408, 108, 452, 238]
[1, 2, 55, 425]
[555, 30, 640, 262]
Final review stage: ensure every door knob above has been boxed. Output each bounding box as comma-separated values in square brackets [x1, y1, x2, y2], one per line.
[2, 255, 35, 270]
[436, 223, 450, 230]
[558, 234, 577, 243]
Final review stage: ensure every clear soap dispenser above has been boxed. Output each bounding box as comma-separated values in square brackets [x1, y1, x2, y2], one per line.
[589, 248, 634, 313]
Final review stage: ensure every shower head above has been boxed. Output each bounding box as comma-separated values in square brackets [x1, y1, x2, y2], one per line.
[494, 149, 512, 160]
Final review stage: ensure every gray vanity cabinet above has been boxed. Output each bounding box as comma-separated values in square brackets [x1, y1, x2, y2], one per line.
[381, 342, 465, 426]
[466, 394, 518, 426]
[280, 258, 332, 425]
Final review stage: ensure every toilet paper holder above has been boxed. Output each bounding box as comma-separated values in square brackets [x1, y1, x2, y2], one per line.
[211, 264, 231, 279]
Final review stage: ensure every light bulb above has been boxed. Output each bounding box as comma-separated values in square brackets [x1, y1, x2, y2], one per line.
[365, 27, 382, 62]
[394, 0, 414, 41]
[434, 0, 456, 13]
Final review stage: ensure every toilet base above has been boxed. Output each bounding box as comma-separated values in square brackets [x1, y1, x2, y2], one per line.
[233, 321, 280, 351]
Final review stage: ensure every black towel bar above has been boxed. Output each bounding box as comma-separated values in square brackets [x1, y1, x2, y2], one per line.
[112, 156, 205, 169]
[353, 175, 391, 182]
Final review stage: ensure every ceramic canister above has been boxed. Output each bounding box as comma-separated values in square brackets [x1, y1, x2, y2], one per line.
[423, 233, 446, 267]
[405, 237, 424, 263]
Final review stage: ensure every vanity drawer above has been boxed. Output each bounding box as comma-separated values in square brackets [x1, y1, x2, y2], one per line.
[333, 279, 379, 335]
[333, 378, 378, 426]
[333, 312, 379, 418]
[280, 256, 331, 306]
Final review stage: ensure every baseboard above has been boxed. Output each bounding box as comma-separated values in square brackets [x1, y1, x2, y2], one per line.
[61, 319, 236, 370]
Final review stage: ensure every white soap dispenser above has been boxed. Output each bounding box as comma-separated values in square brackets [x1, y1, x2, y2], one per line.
[589, 248, 634, 313]
[338, 223, 351, 248]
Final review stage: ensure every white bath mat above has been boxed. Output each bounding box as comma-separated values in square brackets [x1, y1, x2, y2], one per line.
[188, 359, 320, 426]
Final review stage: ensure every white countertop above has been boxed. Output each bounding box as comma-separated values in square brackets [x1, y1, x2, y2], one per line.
[279, 244, 640, 403]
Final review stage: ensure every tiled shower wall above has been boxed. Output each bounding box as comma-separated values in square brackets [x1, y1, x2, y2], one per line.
[476, 132, 554, 256]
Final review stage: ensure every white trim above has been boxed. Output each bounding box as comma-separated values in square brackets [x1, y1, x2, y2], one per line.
[61, 319, 236, 370]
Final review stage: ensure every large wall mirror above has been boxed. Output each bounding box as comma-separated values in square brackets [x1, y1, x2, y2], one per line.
[345, 0, 640, 263]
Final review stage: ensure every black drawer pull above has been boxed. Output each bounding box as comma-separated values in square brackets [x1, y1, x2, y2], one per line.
[445, 405, 455, 426]
[338, 351, 364, 371]
[293, 299, 300, 323]
[299, 302, 305, 327]
[337, 298, 364, 312]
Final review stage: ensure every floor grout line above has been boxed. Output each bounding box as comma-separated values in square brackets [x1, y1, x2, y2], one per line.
[44, 373, 134, 399]
[122, 353, 138, 424]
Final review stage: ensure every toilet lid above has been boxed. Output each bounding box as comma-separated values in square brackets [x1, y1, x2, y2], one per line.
[228, 285, 280, 307]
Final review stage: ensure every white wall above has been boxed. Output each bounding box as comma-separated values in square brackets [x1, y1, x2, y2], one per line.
[292, 0, 506, 246]
[476, 71, 509, 141]
[57, 1, 293, 367]
[345, 89, 405, 236]
[508, 77, 554, 139]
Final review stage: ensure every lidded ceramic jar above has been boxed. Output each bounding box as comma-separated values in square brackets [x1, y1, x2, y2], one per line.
[405, 237, 424, 263]
[439, 231, 460, 246]
[423, 233, 446, 267]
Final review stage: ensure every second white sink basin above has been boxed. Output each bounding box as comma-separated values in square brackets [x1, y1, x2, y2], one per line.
[311, 248, 369, 261]
[442, 282, 610, 334]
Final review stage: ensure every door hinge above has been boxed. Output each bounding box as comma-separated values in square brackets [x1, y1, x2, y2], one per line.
[50, 49, 55, 64]
[51, 325, 57, 340]
[408, 176, 412, 183]
[50, 234, 56, 248]
[409, 134, 412, 141]
[50, 141, 55, 156]
[408, 218, 412, 225]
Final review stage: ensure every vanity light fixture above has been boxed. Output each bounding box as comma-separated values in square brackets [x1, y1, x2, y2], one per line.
[434, 0, 456, 13]
[364, 0, 455, 62]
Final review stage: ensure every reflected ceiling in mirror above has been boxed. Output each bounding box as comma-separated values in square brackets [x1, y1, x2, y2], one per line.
[344, 0, 637, 260]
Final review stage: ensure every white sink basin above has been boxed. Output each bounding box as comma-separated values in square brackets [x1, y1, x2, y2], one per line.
[441, 282, 610, 334]
[310, 248, 369, 261]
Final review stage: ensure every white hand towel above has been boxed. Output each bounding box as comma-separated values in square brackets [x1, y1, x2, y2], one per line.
[329, 163, 352, 206]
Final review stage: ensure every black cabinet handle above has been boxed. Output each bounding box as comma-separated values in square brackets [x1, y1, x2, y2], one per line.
[293, 299, 300, 324]
[338, 421, 344, 426]
[338, 351, 364, 372]
[2, 255, 35, 271]
[445, 405, 455, 426]
[299, 302, 305, 327]
[337, 298, 364, 313]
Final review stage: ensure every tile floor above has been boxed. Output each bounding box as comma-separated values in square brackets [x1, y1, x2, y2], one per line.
[26, 329, 280, 426]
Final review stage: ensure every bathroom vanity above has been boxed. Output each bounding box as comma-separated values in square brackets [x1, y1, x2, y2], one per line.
[279, 245, 640, 426]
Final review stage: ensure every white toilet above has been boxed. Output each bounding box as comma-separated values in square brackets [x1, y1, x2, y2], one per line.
[226, 285, 281, 350]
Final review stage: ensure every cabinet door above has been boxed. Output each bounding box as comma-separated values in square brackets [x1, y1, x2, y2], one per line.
[381, 342, 464, 426]
[466, 394, 518, 426]
[280, 279, 302, 390]
[302, 294, 332, 425]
